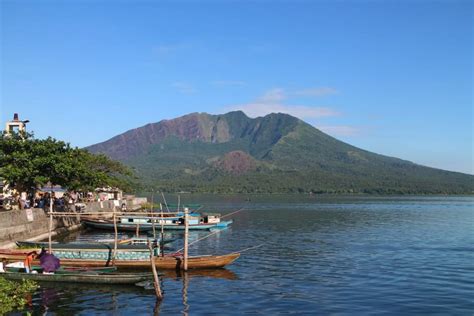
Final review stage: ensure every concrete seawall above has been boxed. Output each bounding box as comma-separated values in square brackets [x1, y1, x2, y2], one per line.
[0, 208, 81, 248]
[0, 197, 147, 248]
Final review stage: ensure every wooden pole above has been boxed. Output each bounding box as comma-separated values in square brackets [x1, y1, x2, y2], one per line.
[160, 203, 164, 257]
[37, 211, 182, 217]
[112, 207, 118, 265]
[48, 190, 53, 253]
[183, 207, 189, 271]
[151, 190, 156, 239]
[161, 192, 170, 212]
[177, 195, 180, 213]
[148, 242, 163, 300]
[136, 222, 140, 238]
[48, 211, 53, 253]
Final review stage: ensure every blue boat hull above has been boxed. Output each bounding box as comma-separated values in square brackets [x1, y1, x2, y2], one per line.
[83, 219, 233, 231]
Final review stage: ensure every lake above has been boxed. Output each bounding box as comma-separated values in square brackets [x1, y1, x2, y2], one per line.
[26, 195, 474, 315]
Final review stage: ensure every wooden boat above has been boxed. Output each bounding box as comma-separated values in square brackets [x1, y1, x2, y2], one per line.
[5, 265, 117, 274]
[16, 238, 175, 250]
[83, 217, 233, 231]
[7, 244, 159, 261]
[94, 237, 176, 245]
[0, 249, 240, 270]
[83, 219, 155, 232]
[0, 271, 153, 284]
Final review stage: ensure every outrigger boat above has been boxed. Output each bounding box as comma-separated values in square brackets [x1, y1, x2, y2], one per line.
[0, 249, 240, 270]
[16, 237, 176, 250]
[0, 271, 153, 285]
[83, 213, 232, 232]
[5, 264, 117, 274]
[11, 241, 160, 261]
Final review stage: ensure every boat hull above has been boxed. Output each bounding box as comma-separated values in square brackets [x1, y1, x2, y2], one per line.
[5, 265, 118, 274]
[16, 240, 171, 251]
[0, 271, 152, 284]
[83, 219, 233, 231]
[0, 249, 240, 270]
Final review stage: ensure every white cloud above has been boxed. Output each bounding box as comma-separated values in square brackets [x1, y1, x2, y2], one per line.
[171, 82, 198, 94]
[224, 88, 340, 119]
[211, 80, 246, 87]
[294, 87, 338, 97]
[257, 88, 286, 103]
[318, 125, 361, 136]
[234, 103, 340, 119]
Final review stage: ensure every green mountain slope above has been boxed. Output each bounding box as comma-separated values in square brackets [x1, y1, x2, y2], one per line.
[86, 111, 473, 194]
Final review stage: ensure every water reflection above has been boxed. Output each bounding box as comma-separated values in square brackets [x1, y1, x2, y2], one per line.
[163, 268, 237, 281]
[181, 272, 189, 316]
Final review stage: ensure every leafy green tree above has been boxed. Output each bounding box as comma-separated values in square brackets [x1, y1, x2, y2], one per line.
[0, 132, 133, 194]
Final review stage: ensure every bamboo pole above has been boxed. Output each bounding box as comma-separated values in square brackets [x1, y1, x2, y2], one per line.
[160, 203, 164, 257]
[161, 192, 170, 212]
[177, 195, 180, 214]
[151, 190, 156, 239]
[112, 207, 118, 265]
[136, 223, 140, 238]
[148, 241, 163, 300]
[41, 211, 183, 217]
[183, 207, 189, 271]
[48, 190, 53, 253]
[48, 211, 53, 253]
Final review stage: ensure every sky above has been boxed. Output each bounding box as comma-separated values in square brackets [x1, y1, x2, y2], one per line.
[1, 0, 472, 174]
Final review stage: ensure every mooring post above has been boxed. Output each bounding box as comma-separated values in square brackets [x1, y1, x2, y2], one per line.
[148, 241, 163, 300]
[184, 207, 189, 271]
[151, 190, 156, 238]
[112, 206, 118, 265]
[48, 189, 53, 253]
[160, 203, 165, 257]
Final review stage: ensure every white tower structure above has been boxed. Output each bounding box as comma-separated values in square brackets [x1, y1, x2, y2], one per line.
[5, 113, 29, 136]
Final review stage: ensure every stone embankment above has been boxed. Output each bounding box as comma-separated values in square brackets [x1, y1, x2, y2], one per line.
[0, 197, 147, 248]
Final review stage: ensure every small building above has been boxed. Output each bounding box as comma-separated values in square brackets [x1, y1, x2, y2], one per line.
[95, 187, 123, 201]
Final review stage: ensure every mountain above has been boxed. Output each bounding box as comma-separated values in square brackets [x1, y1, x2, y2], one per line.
[86, 111, 474, 194]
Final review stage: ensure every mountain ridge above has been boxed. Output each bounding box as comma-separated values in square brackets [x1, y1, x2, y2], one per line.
[86, 111, 473, 194]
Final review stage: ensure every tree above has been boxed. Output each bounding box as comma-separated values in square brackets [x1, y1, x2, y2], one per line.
[0, 132, 133, 194]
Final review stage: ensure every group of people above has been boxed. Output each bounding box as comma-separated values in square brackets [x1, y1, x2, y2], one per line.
[23, 248, 61, 274]
[14, 192, 75, 211]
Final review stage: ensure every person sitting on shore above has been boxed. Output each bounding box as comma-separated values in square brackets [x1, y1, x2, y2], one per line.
[24, 251, 38, 273]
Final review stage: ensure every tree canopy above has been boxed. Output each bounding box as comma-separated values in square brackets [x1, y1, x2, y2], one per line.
[0, 132, 134, 193]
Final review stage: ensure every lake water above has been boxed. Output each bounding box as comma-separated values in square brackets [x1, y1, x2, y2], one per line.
[25, 195, 473, 315]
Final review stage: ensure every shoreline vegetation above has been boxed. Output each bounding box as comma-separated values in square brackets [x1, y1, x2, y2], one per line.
[1, 129, 472, 199]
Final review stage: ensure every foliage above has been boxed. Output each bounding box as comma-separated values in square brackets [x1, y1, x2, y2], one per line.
[0, 131, 133, 193]
[0, 277, 38, 315]
[124, 130, 474, 195]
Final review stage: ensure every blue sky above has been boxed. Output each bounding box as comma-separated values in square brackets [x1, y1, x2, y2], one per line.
[1, 0, 472, 174]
